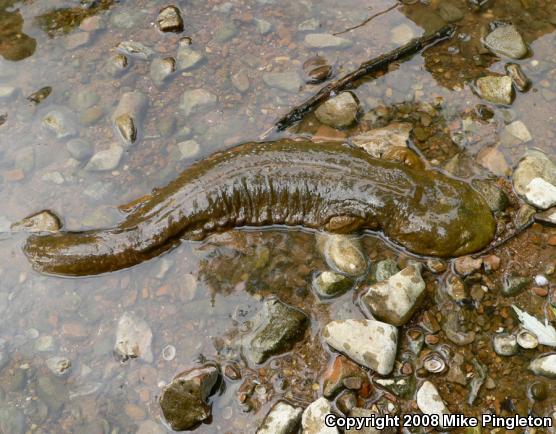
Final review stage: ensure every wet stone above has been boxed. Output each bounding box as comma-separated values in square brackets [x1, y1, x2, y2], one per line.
[112, 91, 148, 146]
[255, 18, 273, 35]
[535, 207, 556, 226]
[27, 86, 52, 104]
[484, 24, 528, 59]
[362, 264, 425, 326]
[351, 123, 412, 158]
[0, 86, 17, 102]
[503, 120, 532, 145]
[303, 55, 332, 84]
[46, 356, 72, 376]
[476, 75, 514, 105]
[231, 68, 250, 93]
[502, 273, 530, 296]
[104, 54, 129, 77]
[262, 72, 303, 93]
[454, 256, 483, 276]
[529, 354, 556, 378]
[374, 376, 415, 399]
[472, 179, 509, 212]
[513, 150, 556, 209]
[159, 364, 220, 431]
[505, 63, 530, 92]
[157, 6, 184, 33]
[42, 109, 77, 139]
[317, 234, 367, 276]
[246, 297, 308, 364]
[304, 33, 352, 49]
[215, 20, 238, 42]
[177, 140, 200, 160]
[302, 397, 338, 434]
[85, 145, 124, 171]
[12, 210, 62, 233]
[391, 24, 414, 45]
[373, 259, 400, 282]
[70, 88, 100, 111]
[150, 57, 176, 87]
[492, 333, 518, 356]
[114, 312, 153, 362]
[322, 319, 398, 375]
[176, 43, 204, 71]
[0, 407, 26, 434]
[315, 92, 359, 129]
[416, 381, 450, 427]
[438, 1, 464, 22]
[256, 401, 302, 434]
[323, 355, 368, 398]
[312, 271, 352, 299]
[66, 138, 94, 161]
[65, 31, 90, 50]
[180, 89, 217, 116]
[117, 41, 154, 60]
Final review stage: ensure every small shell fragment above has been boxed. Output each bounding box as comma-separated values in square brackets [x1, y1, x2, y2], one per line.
[517, 329, 538, 349]
[422, 352, 447, 374]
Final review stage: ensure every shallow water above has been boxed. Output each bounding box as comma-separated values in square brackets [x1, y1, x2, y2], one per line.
[0, 0, 556, 433]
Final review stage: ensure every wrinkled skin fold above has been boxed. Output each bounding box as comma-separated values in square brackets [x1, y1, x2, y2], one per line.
[24, 140, 496, 276]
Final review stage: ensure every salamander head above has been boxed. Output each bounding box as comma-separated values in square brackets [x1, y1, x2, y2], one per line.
[381, 172, 496, 258]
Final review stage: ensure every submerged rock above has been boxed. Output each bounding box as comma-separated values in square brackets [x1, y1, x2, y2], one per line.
[416, 381, 450, 426]
[312, 271, 352, 299]
[361, 264, 425, 326]
[373, 259, 400, 282]
[85, 145, 124, 171]
[492, 333, 518, 356]
[27, 86, 52, 104]
[12, 210, 62, 233]
[160, 364, 220, 431]
[315, 92, 359, 128]
[42, 109, 77, 139]
[46, 356, 72, 377]
[104, 53, 129, 77]
[484, 24, 528, 59]
[262, 72, 302, 93]
[117, 41, 154, 60]
[150, 57, 176, 87]
[180, 89, 217, 116]
[111, 91, 148, 146]
[317, 234, 367, 276]
[529, 353, 556, 378]
[351, 122, 412, 158]
[513, 150, 556, 209]
[176, 41, 204, 71]
[504, 120, 532, 144]
[476, 75, 514, 105]
[247, 297, 308, 364]
[303, 55, 332, 84]
[256, 401, 302, 434]
[322, 319, 398, 375]
[302, 398, 338, 434]
[505, 63, 530, 92]
[304, 33, 352, 49]
[114, 312, 153, 362]
[157, 6, 184, 32]
[66, 138, 94, 161]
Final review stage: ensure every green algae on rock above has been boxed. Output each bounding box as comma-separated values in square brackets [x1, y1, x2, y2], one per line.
[23, 140, 496, 276]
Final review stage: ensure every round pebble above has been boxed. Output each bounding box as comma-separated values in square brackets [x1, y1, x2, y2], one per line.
[162, 345, 176, 361]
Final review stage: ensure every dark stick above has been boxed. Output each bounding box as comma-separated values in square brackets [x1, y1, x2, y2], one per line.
[272, 24, 455, 133]
[333, 3, 399, 36]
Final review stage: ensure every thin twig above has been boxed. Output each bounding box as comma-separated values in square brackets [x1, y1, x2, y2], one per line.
[471, 219, 534, 258]
[270, 24, 455, 134]
[334, 3, 399, 36]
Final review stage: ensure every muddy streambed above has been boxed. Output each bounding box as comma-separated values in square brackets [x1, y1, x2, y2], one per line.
[0, 0, 556, 433]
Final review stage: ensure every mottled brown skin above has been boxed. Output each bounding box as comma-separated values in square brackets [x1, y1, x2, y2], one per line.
[23, 140, 496, 276]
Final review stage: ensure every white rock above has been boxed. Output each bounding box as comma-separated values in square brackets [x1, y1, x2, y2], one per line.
[178, 140, 200, 160]
[257, 401, 303, 434]
[85, 145, 124, 171]
[529, 353, 556, 378]
[315, 92, 359, 128]
[322, 319, 398, 375]
[391, 24, 414, 45]
[304, 33, 352, 49]
[492, 333, 518, 356]
[351, 122, 412, 158]
[302, 397, 338, 434]
[361, 264, 425, 326]
[513, 150, 556, 209]
[416, 381, 450, 427]
[484, 25, 528, 59]
[180, 89, 217, 116]
[523, 178, 556, 210]
[504, 120, 532, 143]
[114, 312, 153, 363]
[316, 233, 367, 276]
[12, 210, 61, 233]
